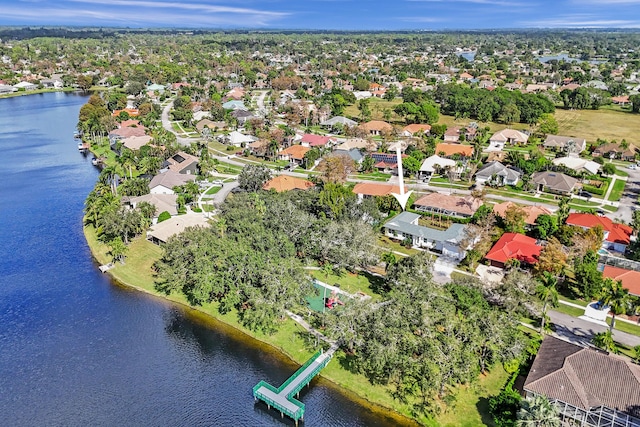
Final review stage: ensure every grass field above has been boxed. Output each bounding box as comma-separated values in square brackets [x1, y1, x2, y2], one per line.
[608, 179, 627, 202]
[554, 108, 640, 146]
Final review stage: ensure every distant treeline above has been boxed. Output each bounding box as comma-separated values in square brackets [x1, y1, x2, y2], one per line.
[434, 84, 555, 124]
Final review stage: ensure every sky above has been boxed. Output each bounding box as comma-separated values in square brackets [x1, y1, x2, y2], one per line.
[1, 0, 640, 30]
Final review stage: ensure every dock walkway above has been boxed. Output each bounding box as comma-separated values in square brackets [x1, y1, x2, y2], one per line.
[253, 345, 337, 424]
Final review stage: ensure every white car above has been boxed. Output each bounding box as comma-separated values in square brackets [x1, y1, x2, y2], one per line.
[627, 164, 637, 170]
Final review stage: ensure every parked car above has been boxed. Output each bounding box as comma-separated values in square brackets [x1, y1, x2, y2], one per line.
[578, 190, 593, 198]
[627, 164, 637, 170]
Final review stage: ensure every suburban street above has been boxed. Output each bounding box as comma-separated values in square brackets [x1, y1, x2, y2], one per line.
[612, 166, 640, 224]
[548, 309, 640, 348]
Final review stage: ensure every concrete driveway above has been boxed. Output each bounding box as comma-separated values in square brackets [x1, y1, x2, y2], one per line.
[611, 167, 640, 224]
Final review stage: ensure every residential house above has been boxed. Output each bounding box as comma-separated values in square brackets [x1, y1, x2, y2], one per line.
[444, 127, 476, 142]
[263, 175, 315, 192]
[352, 182, 404, 200]
[320, 116, 357, 128]
[13, 81, 37, 91]
[413, 193, 482, 218]
[370, 152, 404, 173]
[612, 95, 630, 106]
[531, 171, 578, 195]
[361, 120, 393, 136]
[222, 100, 247, 111]
[435, 143, 474, 159]
[602, 265, 640, 296]
[41, 78, 63, 89]
[492, 202, 553, 226]
[334, 138, 377, 152]
[147, 214, 210, 245]
[488, 129, 529, 151]
[149, 171, 196, 194]
[196, 119, 227, 132]
[474, 161, 521, 186]
[543, 135, 587, 154]
[383, 212, 469, 259]
[165, 151, 199, 175]
[592, 143, 636, 161]
[226, 87, 245, 100]
[300, 134, 336, 148]
[278, 145, 310, 165]
[122, 135, 153, 151]
[0, 84, 17, 94]
[565, 213, 633, 252]
[334, 148, 364, 165]
[484, 232, 543, 268]
[552, 156, 601, 175]
[401, 124, 431, 137]
[230, 109, 255, 125]
[418, 155, 455, 180]
[523, 336, 640, 426]
[221, 130, 257, 147]
[125, 193, 178, 219]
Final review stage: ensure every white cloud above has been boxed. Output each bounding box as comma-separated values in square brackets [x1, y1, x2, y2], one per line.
[407, 0, 531, 7]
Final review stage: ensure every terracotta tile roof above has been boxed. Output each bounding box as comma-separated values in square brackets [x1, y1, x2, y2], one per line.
[602, 265, 640, 296]
[112, 108, 139, 117]
[413, 193, 481, 216]
[110, 127, 147, 139]
[166, 151, 199, 174]
[279, 145, 310, 160]
[119, 119, 143, 129]
[361, 120, 393, 132]
[435, 143, 473, 157]
[484, 232, 542, 265]
[352, 182, 404, 197]
[524, 336, 640, 418]
[492, 202, 552, 225]
[566, 213, 632, 245]
[402, 124, 431, 134]
[263, 175, 314, 192]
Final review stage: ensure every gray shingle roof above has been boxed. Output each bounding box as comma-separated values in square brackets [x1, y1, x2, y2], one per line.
[475, 161, 521, 181]
[384, 212, 466, 243]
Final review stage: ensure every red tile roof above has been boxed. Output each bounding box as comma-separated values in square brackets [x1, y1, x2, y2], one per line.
[485, 232, 542, 265]
[300, 134, 331, 146]
[566, 213, 632, 245]
[402, 124, 431, 135]
[602, 266, 640, 296]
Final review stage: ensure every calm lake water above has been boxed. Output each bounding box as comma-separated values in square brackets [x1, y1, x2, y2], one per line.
[0, 92, 403, 426]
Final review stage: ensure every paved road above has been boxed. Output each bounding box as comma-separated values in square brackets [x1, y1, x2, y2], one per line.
[252, 90, 270, 117]
[548, 309, 640, 348]
[161, 100, 194, 146]
[611, 167, 639, 224]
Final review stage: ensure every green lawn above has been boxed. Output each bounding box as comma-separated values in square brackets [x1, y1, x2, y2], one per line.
[552, 304, 585, 318]
[615, 168, 629, 178]
[308, 270, 384, 302]
[554, 108, 640, 147]
[205, 185, 222, 195]
[377, 236, 421, 257]
[608, 179, 627, 202]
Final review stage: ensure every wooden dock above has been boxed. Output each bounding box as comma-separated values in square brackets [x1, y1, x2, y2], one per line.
[253, 346, 336, 425]
[98, 263, 114, 273]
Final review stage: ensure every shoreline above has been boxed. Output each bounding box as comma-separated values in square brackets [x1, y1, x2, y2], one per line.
[82, 225, 421, 426]
[0, 87, 80, 99]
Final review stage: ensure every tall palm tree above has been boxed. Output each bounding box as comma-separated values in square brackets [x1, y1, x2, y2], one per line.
[536, 272, 559, 334]
[599, 278, 631, 334]
[517, 395, 561, 427]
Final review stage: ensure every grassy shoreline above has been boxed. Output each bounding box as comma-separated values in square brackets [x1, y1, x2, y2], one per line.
[82, 225, 425, 426]
[0, 87, 79, 99]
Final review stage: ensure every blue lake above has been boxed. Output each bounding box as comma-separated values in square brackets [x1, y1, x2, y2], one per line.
[0, 92, 403, 426]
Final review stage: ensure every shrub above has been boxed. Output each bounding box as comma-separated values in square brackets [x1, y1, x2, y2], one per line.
[489, 373, 521, 427]
[157, 211, 171, 223]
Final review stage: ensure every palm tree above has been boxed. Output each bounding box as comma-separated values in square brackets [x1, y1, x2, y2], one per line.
[381, 252, 397, 272]
[517, 395, 560, 427]
[536, 272, 559, 334]
[599, 277, 631, 334]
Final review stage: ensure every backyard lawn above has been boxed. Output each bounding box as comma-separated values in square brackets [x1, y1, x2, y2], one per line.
[308, 269, 385, 302]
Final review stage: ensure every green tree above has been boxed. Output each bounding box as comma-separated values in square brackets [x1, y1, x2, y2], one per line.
[602, 162, 617, 176]
[593, 330, 617, 353]
[358, 98, 371, 121]
[536, 273, 559, 334]
[238, 164, 272, 192]
[108, 236, 128, 264]
[534, 214, 558, 240]
[537, 113, 558, 136]
[517, 395, 560, 427]
[631, 94, 640, 113]
[557, 197, 570, 224]
[599, 277, 631, 334]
